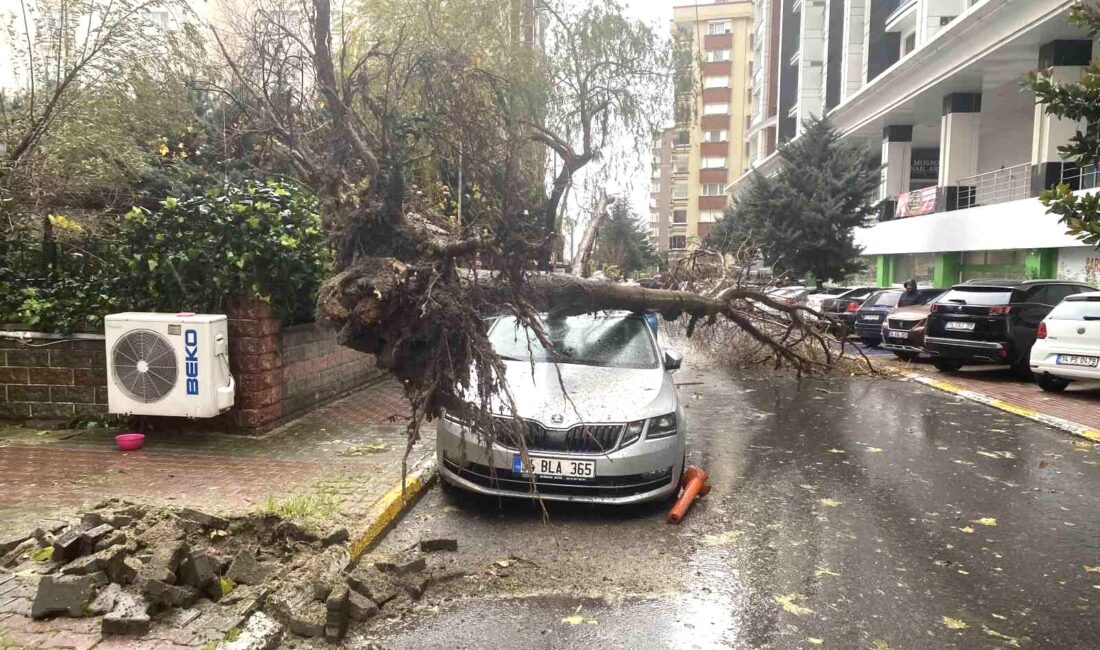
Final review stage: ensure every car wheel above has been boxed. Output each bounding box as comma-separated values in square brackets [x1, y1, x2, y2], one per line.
[934, 359, 963, 372]
[860, 338, 880, 349]
[893, 351, 917, 362]
[1036, 373, 1070, 392]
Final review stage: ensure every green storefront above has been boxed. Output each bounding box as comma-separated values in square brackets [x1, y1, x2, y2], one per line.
[871, 249, 1059, 288]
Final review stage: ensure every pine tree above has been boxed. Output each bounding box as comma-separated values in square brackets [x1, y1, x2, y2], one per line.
[591, 201, 659, 277]
[707, 116, 878, 283]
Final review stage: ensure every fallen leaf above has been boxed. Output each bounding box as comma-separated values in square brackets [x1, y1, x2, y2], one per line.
[561, 615, 584, 625]
[982, 625, 1020, 647]
[871, 641, 891, 650]
[702, 530, 742, 546]
[991, 613, 1007, 620]
[957, 570, 969, 575]
[819, 498, 842, 508]
[814, 566, 840, 577]
[973, 517, 997, 527]
[942, 616, 968, 630]
[826, 448, 845, 454]
[1085, 565, 1100, 573]
[866, 447, 884, 453]
[958, 526, 975, 534]
[495, 559, 514, 568]
[774, 593, 814, 616]
[807, 638, 824, 645]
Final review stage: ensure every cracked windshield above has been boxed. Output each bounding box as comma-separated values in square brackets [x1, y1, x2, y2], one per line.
[1, 1, 1098, 649]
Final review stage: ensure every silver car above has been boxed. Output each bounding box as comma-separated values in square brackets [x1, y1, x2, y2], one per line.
[437, 311, 686, 504]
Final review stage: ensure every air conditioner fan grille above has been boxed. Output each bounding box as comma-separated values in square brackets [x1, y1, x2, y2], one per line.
[112, 329, 178, 403]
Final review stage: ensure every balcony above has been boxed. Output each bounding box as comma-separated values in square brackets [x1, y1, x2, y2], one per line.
[882, 163, 1038, 222]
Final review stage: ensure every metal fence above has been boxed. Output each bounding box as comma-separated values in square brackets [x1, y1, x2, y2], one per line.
[1058, 163, 1099, 191]
[0, 239, 121, 278]
[954, 163, 1034, 210]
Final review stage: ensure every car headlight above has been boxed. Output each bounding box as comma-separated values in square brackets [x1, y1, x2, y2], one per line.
[621, 420, 645, 447]
[646, 413, 678, 439]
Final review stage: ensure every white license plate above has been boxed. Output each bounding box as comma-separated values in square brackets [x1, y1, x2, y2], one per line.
[887, 330, 908, 339]
[513, 455, 596, 479]
[945, 321, 976, 331]
[1056, 354, 1099, 367]
[862, 315, 880, 321]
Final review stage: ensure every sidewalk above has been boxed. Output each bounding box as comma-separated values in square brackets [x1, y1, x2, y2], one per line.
[0, 378, 429, 542]
[885, 359, 1100, 441]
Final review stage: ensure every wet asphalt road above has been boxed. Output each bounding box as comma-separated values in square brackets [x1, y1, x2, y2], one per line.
[348, 357, 1100, 650]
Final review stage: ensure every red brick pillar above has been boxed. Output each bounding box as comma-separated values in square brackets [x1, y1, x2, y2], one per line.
[226, 298, 283, 431]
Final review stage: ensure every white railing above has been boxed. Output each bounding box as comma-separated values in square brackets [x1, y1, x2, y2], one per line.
[1059, 164, 1099, 191]
[955, 163, 1033, 209]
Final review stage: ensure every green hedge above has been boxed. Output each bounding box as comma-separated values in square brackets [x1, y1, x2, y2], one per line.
[0, 182, 329, 332]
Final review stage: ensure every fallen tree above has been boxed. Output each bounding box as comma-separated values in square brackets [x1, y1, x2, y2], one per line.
[212, 0, 857, 458]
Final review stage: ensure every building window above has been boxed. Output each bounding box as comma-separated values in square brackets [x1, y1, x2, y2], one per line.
[706, 50, 731, 63]
[701, 183, 724, 196]
[703, 75, 730, 89]
[675, 131, 690, 146]
[650, 181, 661, 193]
[673, 210, 687, 224]
[699, 210, 724, 223]
[670, 236, 687, 250]
[703, 130, 729, 143]
[701, 157, 726, 170]
[673, 184, 688, 199]
[707, 20, 732, 35]
[903, 32, 916, 56]
[702, 103, 730, 115]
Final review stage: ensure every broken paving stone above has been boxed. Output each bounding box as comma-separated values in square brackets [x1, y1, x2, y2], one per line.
[324, 584, 350, 642]
[221, 611, 284, 650]
[31, 573, 103, 619]
[178, 551, 223, 601]
[139, 541, 189, 585]
[226, 550, 272, 586]
[0, 532, 29, 555]
[88, 583, 122, 616]
[403, 575, 432, 601]
[95, 531, 128, 552]
[375, 557, 426, 576]
[142, 579, 199, 609]
[347, 568, 398, 605]
[101, 592, 152, 636]
[420, 538, 458, 553]
[79, 524, 116, 556]
[322, 528, 350, 547]
[287, 601, 327, 638]
[177, 507, 229, 530]
[81, 511, 106, 529]
[52, 528, 85, 562]
[108, 555, 142, 586]
[347, 590, 379, 622]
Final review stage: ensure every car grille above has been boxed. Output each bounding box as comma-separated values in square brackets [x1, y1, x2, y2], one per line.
[888, 319, 921, 330]
[494, 418, 624, 454]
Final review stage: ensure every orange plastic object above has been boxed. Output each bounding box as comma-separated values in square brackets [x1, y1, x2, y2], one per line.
[667, 466, 709, 524]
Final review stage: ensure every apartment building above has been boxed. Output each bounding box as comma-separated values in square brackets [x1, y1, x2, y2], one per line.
[650, 1, 754, 254]
[733, 0, 1100, 287]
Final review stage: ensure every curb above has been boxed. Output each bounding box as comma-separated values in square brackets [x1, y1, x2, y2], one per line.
[348, 454, 437, 559]
[899, 371, 1100, 444]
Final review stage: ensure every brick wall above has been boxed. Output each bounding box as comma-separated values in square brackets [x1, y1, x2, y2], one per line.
[0, 338, 109, 425]
[1, 305, 382, 431]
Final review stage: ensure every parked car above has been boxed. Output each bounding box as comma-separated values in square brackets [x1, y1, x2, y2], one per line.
[437, 311, 686, 504]
[821, 286, 880, 330]
[806, 287, 849, 312]
[1030, 290, 1100, 392]
[925, 280, 1095, 375]
[852, 289, 903, 347]
[879, 289, 948, 360]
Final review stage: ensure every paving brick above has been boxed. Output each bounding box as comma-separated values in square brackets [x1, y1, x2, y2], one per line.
[228, 318, 280, 339]
[7, 385, 51, 402]
[0, 402, 32, 419]
[27, 368, 74, 386]
[50, 386, 96, 404]
[72, 369, 106, 387]
[0, 367, 29, 383]
[41, 631, 100, 650]
[6, 349, 50, 367]
[48, 350, 95, 369]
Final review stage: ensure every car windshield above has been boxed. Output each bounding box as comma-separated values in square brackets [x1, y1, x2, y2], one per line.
[488, 314, 659, 369]
[1049, 297, 1100, 321]
[867, 291, 902, 307]
[938, 288, 1014, 306]
[916, 290, 947, 304]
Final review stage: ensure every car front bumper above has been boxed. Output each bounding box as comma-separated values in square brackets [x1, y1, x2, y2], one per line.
[436, 418, 684, 505]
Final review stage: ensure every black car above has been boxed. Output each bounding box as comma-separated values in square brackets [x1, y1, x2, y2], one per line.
[821, 286, 880, 330]
[854, 288, 942, 347]
[925, 280, 1096, 375]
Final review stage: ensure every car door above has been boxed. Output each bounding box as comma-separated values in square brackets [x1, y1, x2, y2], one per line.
[1012, 285, 1082, 359]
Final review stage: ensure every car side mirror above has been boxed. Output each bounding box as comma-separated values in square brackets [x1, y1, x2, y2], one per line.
[664, 350, 683, 372]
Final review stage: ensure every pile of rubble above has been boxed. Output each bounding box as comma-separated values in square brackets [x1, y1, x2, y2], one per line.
[0, 500, 460, 647]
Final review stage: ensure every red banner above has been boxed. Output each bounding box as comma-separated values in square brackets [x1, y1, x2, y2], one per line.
[895, 186, 938, 218]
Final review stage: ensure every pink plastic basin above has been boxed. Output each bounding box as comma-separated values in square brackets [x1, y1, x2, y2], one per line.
[115, 433, 145, 451]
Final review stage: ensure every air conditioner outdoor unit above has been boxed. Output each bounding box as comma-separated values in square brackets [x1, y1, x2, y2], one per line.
[105, 313, 235, 418]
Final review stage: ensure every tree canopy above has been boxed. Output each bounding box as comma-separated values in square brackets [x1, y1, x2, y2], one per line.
[707, 116, 877, 284]
[590, 200, 658, 278]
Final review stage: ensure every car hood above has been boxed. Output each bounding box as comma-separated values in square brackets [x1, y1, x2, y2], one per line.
[889, 304, 932, 319]
[490, 361, 675, 427]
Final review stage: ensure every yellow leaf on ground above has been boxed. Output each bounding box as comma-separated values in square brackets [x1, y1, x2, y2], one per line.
[1084, 565, 1100, 573]
[774, 594, 814, 616]
[819, 498, 842, 508]
[973, 517, 997, 527]
[561, 615, 584, 625]
[866, 447, 884, 453]
[872, 641, 891, 650]
[807, 638, 824, 645]
[158, 142, 169, 156]
[942, 616, 968, 630]
[703, 530, 743, 546]
[982, 626, 1020, 647]
[958, 526, 975, 534]
[814, 566, 840, 577]
[826, 448, 845, 454]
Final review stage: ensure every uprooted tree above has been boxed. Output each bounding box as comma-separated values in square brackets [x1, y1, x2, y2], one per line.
[212, 0, 853, 456]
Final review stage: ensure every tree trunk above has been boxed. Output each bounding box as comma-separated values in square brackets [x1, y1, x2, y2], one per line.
[570, 189, 612, 276]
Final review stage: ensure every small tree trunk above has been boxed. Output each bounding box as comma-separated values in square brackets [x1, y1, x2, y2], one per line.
[570, 189, 613, 277]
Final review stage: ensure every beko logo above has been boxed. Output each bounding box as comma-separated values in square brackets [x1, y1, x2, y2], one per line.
[184, 329, 199, 395]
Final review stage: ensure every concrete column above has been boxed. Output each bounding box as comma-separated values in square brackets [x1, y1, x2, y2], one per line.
[841, 0, 866, 101]
[933, 252, 960, 288]
[1031, 40, 1094, 193]
[939, 93, 982, 210]
[881, 126, 913, 197]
